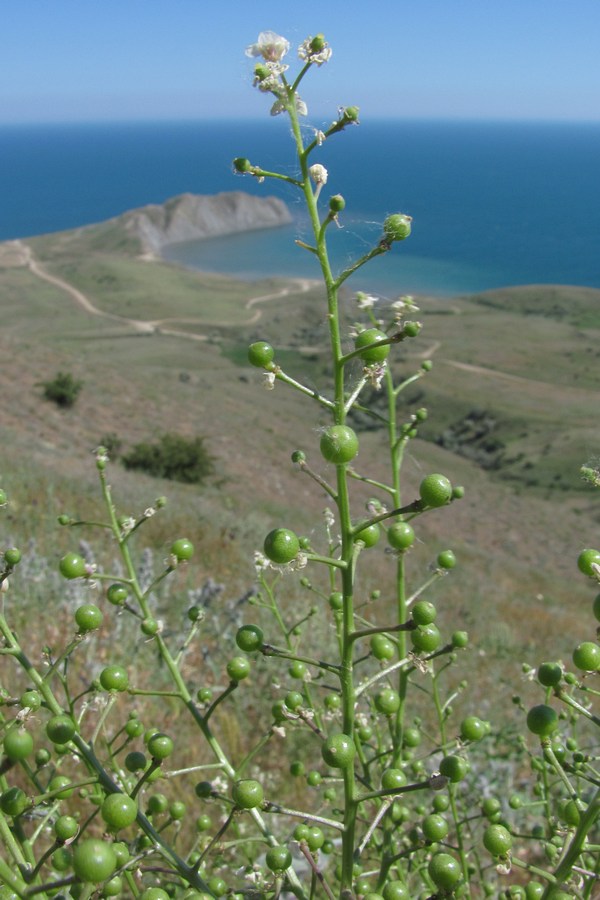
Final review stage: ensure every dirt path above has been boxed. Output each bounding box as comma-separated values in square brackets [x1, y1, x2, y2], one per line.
[13, 242, 565, 392]
[12, 240, 316, 339]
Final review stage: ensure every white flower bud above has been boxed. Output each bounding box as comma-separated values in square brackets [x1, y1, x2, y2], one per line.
[309, 164, 328, 185]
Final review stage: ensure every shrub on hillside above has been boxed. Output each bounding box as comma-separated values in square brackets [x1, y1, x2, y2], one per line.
[121, 433, 214, 484]
[40, 371, 83, 408]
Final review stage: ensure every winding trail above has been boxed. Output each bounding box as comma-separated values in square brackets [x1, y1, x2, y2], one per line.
[9, 240, 570, 396]
[10, 240, 315, 342]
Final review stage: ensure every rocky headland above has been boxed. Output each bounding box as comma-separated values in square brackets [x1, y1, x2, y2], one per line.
[118, 191, 292, 257]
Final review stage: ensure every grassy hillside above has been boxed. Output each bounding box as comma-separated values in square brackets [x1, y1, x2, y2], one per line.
[1, 219, 599, 719]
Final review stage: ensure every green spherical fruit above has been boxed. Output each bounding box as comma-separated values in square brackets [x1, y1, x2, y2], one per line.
[412, 600, 437, 626]
[248, 341, 275, 368]
[305, 826, 325, 851]
[0, 787, 28, 817]
[72, 838, 117, 883]
[284, 690, 303, 711]
[125, 751, 146, 772]
[437, 549, 456, 569]
[419, 474, 453, 508]
[236, 624, 263, 652]
[19, 690, 41, 711]
[99, 665, 129, 692]
[141, 617, 159, 636]
[526, 704, 559, 737]
[54, 815, 79, 842]
[288, 662, 307, 682]
[74, 604, 103, 633]
[48, 775, 74, 799]
[101, 793, 138, 831]
[207, 879, 227, 898]
[422, 813, 449, 842]
[355, 522, 381, 548]
[452, 630, 469, 648]
[264, 528, 300, 564]
[428, 852, 461, 890]
[170, 801, 186, 820]
[321, 733, 356, 769]
[46, 714, 76, 744]
[403, 726, 421, 748]
[170, 538, 194, 561]
[329, 194, 345, 213]
[403, 321, 420, 338]
[3, 728, 34, 761]
[106, 583, 128, 605]
[52, 846, 73, 872]
[328, 591, 343, 610]
[265, 845, 292, 872]
[381, 768, 407, 791]
[460, 716, 487, 743]
[125, 718, 144, 738]
[374, 688, 401, 715]
[147, 733, 174, 760]
[371, 634, 395, 660]
[4, 547, 21, 567]
[483, 823, 513, 856]
[572, 641, 600, 671]
[561, 799, 581, 826]
[382, 882, 410, 900]
[59, 553, 87, 580]
[354, 328, 390, 363]
[439, 755, 469, 783]
[411, 623, 441, 653]
[320, 425, 359, 465]
[383, 214, 412, 243]
[577, 548, 600, 577]
[537, 661, 563, 686]
[482, 797, 501, 818]
[232, 779, 264, 809]
[226, 656, 251, 681]
[146, 792, 169, 814]
[387, 521, 415, 551]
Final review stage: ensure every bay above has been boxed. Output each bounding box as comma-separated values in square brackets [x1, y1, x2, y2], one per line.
[2, 119, 599, 296]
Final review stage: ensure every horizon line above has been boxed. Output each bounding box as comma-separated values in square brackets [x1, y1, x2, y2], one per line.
[2, 114, 600, 128]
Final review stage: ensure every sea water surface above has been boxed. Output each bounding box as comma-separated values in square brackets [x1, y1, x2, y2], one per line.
[2, 119, 599, 296]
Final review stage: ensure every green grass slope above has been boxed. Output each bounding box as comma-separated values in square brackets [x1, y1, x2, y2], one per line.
[1, 218, 599, 716]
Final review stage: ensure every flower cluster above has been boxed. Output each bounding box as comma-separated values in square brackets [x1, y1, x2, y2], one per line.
[246, 31, 332, 117]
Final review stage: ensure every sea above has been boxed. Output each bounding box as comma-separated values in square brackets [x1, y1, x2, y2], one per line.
[2, 119, 600, 297]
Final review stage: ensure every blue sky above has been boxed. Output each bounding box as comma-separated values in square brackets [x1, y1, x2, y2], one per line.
[3, 0, 600, 123]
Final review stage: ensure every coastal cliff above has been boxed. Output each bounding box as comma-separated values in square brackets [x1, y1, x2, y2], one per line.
[119, 192, 292, 256]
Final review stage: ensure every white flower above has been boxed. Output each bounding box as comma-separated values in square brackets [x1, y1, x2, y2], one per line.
[263, 371, 276, 390]
[270, 95, 307, 117]
[323, 508, 335, 528]
[254, 551, 269, 573]
[298, 36, 332, 66]
[356, 292, 378, 310]
[309, 164, 328, 186]
[246, 32, 290, 63]
[315, 129, 326, 145]
[365, 362, 387, 390]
